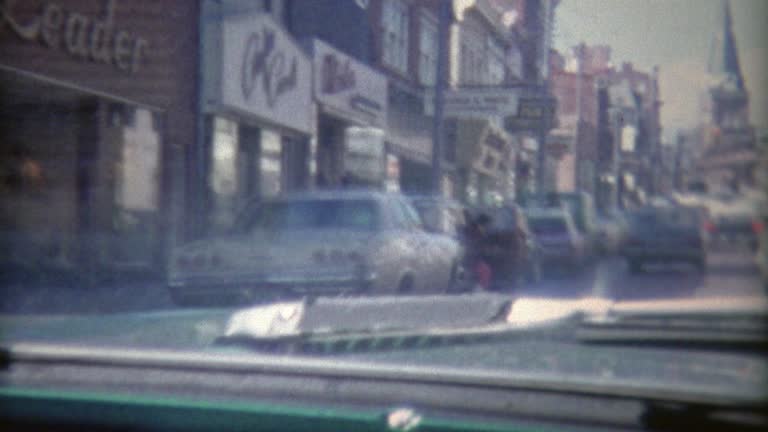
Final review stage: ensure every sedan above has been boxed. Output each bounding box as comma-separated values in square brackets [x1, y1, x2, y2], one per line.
[623, 206, 707, 274]
[168, 190, 462, 306]
[526, 208, 587, 273]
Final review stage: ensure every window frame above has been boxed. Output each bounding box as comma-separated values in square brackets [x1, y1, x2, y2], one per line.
[381, 0, 410, 74]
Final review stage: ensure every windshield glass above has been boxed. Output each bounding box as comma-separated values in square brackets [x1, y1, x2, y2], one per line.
[628, 208, 700, 229]
[0, 0, 766, 426]
[529, 216, 568, 235]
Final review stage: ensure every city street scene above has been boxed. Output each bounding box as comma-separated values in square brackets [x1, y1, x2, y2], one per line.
[0, 1, 767, 430]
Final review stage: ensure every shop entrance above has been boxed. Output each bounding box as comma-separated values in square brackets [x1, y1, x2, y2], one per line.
[0, 71, 163, 281]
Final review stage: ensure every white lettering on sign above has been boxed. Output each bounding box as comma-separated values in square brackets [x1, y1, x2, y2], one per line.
[425, 88, 520, 118]
[312, 39, 387, 128]
[0, 0, 148, 73]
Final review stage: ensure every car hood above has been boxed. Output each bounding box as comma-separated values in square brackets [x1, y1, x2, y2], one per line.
[0, 303, 765, 405]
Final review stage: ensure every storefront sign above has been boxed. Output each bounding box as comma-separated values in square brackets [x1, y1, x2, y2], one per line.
[0, 0, 149, 73]
[313, 39, 387, 128]
[425, 88, 519, 118]
[221, 14, 312, 134]
[504, 97, 556, 131]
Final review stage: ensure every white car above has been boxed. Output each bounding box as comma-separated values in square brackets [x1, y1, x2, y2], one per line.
[168, 190, 462, 306]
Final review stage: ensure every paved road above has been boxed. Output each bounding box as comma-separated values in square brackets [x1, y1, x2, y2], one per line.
[0, 249, 763, 314]
[518, 248, 763, 301]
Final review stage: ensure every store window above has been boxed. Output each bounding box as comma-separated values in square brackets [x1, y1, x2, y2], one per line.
[487, 36, 506, 85]
[460, 28, 485, 85]
[0, 71, 163, 273]
[209, 117, 239, 230]
[419, 14, 438, 86]
[382, 0, 409, 73]
[260, 128, 282, 197]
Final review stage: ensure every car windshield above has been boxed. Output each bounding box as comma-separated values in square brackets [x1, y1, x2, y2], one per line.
[0, 0, 766, 428]
[238, 199, 378, 232]
[528, 216, 568, 235]
[629, 208, 700, 229]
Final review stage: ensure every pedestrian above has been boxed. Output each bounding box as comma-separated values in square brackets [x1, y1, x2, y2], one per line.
[463, 213, 493, 291]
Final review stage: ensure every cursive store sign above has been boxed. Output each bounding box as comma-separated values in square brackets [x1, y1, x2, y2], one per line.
[241, 28, 298, 108]
[221, 14, 311, 134]
[312, 39, 386, 128]
[0, 0, 149, 73]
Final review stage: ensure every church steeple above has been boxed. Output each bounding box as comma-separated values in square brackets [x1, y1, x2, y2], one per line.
[708, 0, 744, 90]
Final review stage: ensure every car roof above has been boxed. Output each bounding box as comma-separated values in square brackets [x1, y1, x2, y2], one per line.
[408, 195, 463, 205]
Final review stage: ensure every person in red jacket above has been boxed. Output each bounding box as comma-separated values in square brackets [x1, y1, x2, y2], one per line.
[463, 213, 492, 291]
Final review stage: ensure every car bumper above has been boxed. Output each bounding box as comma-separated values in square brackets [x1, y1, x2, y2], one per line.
[168, 271, 378, 300]
[623, 247, 704, 262]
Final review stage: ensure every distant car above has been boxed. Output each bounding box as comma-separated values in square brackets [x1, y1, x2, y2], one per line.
[168, 190, 463, 305]
[624, 206, 708, 274]
[526, 208, 586, 272]
[709, 212, 761, 251]
[595, 211, 629, 255]
[479, 205, 542, 288]
[521, 192, 599, 260]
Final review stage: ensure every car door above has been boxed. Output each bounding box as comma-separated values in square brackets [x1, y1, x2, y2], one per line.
[384, 197, 422, 293]
[396, 197, 444, 292]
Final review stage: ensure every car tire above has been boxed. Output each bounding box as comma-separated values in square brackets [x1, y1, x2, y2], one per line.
[628, 259, 643, 274]
[397, 275, 415, 295]
[169, 290, 198, 307]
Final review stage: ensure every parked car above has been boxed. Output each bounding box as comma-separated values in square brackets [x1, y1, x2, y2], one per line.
[408, 195, 466, 238]
[168, 190, 463, 305]
[477, 205, 542, 289]
[525, 208, 586, 273]
[624, 206, 708, 274]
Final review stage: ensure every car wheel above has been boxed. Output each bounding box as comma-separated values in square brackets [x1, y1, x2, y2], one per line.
[628, 259, 643, 274]
[397, 275, 415, 295]
[169, 290, 198, 307]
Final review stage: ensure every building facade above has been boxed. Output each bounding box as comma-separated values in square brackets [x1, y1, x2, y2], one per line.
[0, 0, 198, 280]
[696, 0, 758, 193]
[201, 0, 314, 233]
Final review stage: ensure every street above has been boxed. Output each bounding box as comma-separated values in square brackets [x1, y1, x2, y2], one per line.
[0, 249, 762, 315]
[520, 248, 763, 301]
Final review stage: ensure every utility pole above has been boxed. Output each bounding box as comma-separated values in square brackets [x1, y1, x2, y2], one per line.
[574, 44, 584, 191]
[431, 0, 451, 196]
[536, 96, 548, 199]
[612, 109, 623, 209]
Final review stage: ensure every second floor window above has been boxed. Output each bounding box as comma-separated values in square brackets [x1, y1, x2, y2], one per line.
[418, 14, 438, 86]
[487, 36, 505, 85]
[382, 0, 409, 73]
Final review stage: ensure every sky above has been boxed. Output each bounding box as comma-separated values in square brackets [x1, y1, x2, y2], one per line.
[553, 0, 767, 142]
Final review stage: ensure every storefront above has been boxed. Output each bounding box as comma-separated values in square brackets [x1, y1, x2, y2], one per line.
[310, 39, 388, 188]
[0, 0, 198, 280]
[202, 12, 313, 232]
[387, 84, 434, 194]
